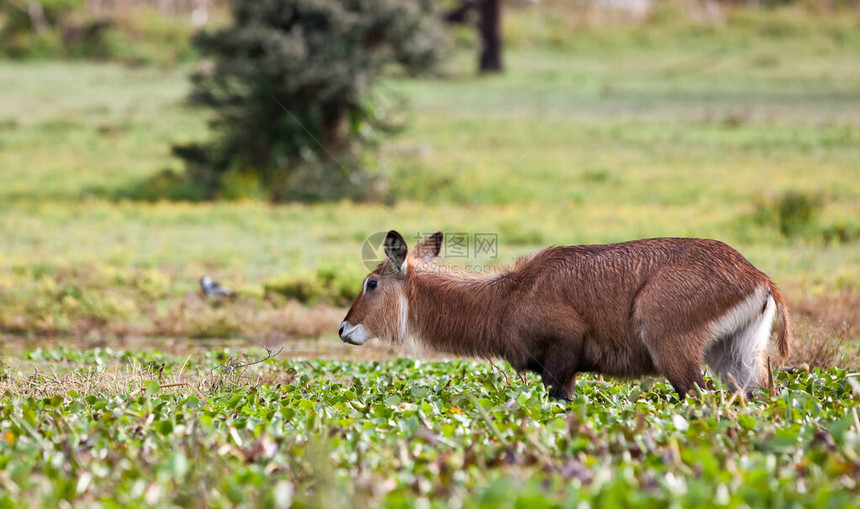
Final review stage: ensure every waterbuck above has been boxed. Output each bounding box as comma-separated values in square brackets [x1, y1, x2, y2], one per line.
[338, 231, 791, 399]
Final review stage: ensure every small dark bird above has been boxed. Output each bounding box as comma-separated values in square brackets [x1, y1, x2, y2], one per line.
[199, 276, 234, 297]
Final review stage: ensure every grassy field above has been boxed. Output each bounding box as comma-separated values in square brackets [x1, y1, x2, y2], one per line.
[1, 3, 860, 505]
[1, 45, 858, 344]
[1, 348, 859, 507]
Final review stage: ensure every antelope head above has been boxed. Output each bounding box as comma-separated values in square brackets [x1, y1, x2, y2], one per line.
[339, 230, 442, 345]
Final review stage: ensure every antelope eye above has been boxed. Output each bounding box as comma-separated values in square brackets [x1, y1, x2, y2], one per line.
[366, 279, 378, 291]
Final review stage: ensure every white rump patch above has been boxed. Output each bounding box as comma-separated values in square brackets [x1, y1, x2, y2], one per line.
[705, 287, 775, 392]
[707, 288, 767, 341]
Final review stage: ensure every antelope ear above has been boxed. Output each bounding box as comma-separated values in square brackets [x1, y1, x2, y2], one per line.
[383, 230, 408, 271]
[413, 231, 443, 260]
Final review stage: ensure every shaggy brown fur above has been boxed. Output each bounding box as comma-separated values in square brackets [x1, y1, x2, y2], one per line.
[340, 231, 791, 399]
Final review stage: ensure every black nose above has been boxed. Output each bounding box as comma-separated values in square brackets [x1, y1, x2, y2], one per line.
[338, 323, 345, 336]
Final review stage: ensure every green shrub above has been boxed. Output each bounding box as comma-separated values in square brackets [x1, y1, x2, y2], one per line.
[175, 0, 448, 202]
[264, 266, 363, 306]
[0, 267, 139, 336]
[753, 190, 824, 238]
[775, 191, 823, 237]
[820, 220, 860, 245]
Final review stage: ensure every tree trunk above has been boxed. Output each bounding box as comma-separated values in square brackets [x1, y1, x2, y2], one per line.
[478, 0, 502, 73]
[27, 2, 50, 35]
[320, 101, 348, 155]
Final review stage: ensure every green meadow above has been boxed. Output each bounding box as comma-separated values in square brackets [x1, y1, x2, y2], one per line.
[2, 33, 859, 339]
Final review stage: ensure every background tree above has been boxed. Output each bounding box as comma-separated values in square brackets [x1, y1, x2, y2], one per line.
[175, 0, 447, 201]
[478, 0, 502, 72]
[444, 0, 503, 73]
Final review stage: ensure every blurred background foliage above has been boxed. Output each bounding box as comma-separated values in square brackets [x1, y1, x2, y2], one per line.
[0, 0, 858, 347]
[0, 0, 203, 64]
[3, 0, 859, 202]
[174, 0, 448, 202]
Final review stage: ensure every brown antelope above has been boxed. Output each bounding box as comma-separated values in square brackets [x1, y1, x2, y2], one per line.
[339, 231, 791, 400]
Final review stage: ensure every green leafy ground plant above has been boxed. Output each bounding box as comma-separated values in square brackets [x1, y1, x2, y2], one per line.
[0, 348, 858, 507]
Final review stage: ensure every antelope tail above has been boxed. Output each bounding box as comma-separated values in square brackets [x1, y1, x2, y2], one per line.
[769, 281, 791, 362]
